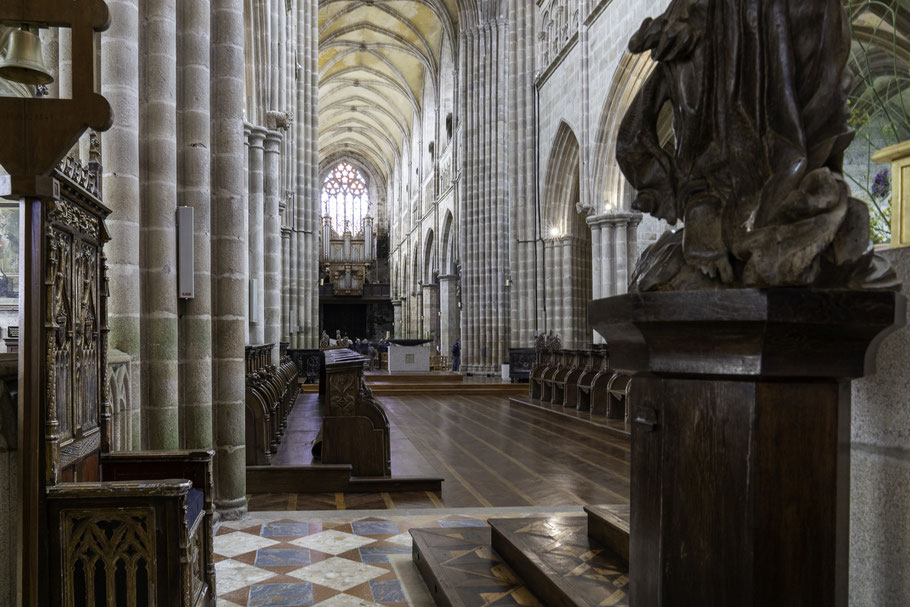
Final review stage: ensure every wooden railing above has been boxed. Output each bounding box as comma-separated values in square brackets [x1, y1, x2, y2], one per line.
[319, 348, 391, 476]
[530, 346, 631, 422]
[245, 345, 301, 466]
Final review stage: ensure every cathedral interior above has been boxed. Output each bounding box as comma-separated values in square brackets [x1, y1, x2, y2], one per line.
[1, 0, 910, 605]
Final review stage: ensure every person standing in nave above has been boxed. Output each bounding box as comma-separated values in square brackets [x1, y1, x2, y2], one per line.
[451, 339, 460, 372]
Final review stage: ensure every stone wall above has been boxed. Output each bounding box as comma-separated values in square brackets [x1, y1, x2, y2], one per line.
[851, 245, 910, 605]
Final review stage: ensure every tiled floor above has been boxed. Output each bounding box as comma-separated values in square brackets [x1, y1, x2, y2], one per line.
[214, 507, 581, 606]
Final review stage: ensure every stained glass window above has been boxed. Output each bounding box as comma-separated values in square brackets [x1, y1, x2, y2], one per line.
[321, 162, 370, 235]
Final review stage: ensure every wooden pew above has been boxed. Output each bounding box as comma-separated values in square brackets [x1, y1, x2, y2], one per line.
[529, 349, 553, 400]
[540, 350, 568, 403]
[576, 348, 608, 412]
[245, 344, 300, 466]
[549, 350, 576, 405]
[561, 350, 587, 409]
[320, 349, 391, 476]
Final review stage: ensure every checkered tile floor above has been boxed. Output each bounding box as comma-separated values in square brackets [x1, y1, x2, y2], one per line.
[215, 509, 577, 606]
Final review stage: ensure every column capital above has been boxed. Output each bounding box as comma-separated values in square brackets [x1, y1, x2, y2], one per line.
[246, 124, 268, 146]
[437, 274, 459, 282]
[264, 128, 283, 151]
[586, 210, 643, 229]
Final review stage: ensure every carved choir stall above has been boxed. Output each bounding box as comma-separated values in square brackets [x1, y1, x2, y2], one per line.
[318, 347, 391, 476]
[529, 335, 630, 422]
[37, 159, 216, 607]
[245, 344, 301, 465]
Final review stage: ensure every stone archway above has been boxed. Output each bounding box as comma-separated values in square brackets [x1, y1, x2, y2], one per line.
[542, 122, 592, 349]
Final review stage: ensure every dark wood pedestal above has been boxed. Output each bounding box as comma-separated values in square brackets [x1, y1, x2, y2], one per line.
[589, 289, 906, 607]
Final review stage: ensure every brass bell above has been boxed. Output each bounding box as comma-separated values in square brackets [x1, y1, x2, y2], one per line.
[0, 26, 54, 86]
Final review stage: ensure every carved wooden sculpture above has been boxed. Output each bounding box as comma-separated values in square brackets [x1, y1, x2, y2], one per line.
[593, 2, 908, 604]
[617, 0, 899, 292]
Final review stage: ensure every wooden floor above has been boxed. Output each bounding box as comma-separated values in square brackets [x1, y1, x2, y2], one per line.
[248, 393, 631, 511]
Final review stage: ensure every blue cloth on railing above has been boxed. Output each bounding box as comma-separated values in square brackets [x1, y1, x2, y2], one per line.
[186, 488, 205, 527]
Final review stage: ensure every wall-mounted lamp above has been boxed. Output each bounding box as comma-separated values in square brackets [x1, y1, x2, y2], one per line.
[549, 226, 562, 239]
[505, 277, 511, 287]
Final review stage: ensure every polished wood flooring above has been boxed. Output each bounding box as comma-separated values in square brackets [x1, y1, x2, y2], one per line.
[248, 393, 631, 511]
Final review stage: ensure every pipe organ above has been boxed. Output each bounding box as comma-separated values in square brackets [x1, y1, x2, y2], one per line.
[321, 215, 375, 296]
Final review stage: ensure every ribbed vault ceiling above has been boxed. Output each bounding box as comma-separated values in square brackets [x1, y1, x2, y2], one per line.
[319, 0, 462, 182]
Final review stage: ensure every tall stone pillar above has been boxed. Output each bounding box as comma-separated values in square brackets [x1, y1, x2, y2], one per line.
[392, 300, 403, 338]
[264, 130, 283, 363]
[102, 0, 142, 449]
[247, 126, 266, 345]
[439, 275, 460, 356]
[507, 0, 537, 348]
[280, 222, 291, 344]
[422, 283, 439, 343]
[211, 0, 248, 519]
[140, 0, 179, 450]
[613, 217, 629, 296]
[459, 21, 510, 373]
[177, 0, 213, 449]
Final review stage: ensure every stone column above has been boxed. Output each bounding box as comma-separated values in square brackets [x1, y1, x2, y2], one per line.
[264, 130, 283, 363]
[422, 283, 439, 343]
[211, 0, 248, 519]
[562, 237, 574, 346]
[590, 223, 603, 343]
[247, 126, 266, 345]
[392, 300, 402, 338]
[140, 0, 179, 450]
[102, 0, 142, 450]
[438, 274, 460, 357]
[613, 217, 629, 296]
[177, 0, 213, 449]
[281, 223, 291, 344]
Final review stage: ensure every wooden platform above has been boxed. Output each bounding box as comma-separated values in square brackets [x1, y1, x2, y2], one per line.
[246, 393, 443, 494]
[248, 394, 631, 511]
[411, 507, 631, 607]
[509, 396, 631, 440]
[301, 372, 527, 396]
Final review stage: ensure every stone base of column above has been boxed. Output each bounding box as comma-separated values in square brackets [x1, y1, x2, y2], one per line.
[213, 497, 249, 523]
[590, 289, 906, 607]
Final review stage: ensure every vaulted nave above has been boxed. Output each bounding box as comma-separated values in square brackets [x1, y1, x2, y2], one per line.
[2, 0, 910, 606]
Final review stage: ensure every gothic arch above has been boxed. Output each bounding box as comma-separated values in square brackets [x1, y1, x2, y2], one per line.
[440, 211, 455, 274]
[543, 121, 581, 236]
[424, 228, 436, 283]
[541, 121, 591, 349]
[592, 51, 658, 214]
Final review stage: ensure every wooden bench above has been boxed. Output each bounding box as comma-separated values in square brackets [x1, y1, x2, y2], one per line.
[561, 350, 587, 409]
[245, 344, 300, 466]
[320, 348, 391, 476]
[575, 348, 605, 412]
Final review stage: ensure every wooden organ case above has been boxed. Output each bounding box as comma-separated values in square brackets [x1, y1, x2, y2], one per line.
[32, 160, 216, 607]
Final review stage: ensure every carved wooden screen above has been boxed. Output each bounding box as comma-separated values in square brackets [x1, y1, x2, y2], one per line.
[46, 163, 111, 485]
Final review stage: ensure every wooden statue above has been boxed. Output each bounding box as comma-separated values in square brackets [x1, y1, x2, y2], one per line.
[617, 0, 900, 292]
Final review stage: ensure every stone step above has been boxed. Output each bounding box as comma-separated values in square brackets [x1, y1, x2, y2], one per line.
[365, 372, 464, 384]
[489, 516, 629, 607]
[585, 504, 630, 563]
[410, 527, 543, 607]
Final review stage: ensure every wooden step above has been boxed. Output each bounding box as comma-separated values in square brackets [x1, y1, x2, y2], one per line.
[370, 384, 527, 396]
[246, 464, 442, 494]
[410, 527, 543, 607]
[585, 504, 630, 563]
[509, 396, 632, 440]
[489, 516, 629, 607]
